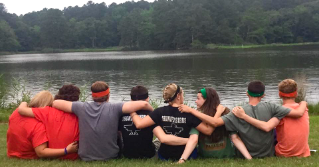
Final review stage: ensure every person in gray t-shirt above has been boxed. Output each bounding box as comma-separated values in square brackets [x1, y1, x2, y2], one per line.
[52, 81, 153, 161]
[179, 81, 307, 158]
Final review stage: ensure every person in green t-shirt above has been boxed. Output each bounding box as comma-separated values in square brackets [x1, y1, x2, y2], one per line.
[179, 88, 252, 159]
[179, 81, 307, 158]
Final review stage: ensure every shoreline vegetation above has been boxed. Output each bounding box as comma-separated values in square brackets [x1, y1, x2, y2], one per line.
[1, 42, 319, 56]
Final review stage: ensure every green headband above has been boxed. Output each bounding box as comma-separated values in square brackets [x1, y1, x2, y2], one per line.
[200, 88, 207, 99]
[247, 90, 264, 97]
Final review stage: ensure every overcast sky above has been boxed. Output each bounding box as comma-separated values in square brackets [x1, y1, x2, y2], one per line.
[1, 0, 155, 15]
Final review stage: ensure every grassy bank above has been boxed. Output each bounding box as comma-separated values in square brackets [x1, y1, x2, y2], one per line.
[206, 42, 319, 50]
[0, 116, 318, 166]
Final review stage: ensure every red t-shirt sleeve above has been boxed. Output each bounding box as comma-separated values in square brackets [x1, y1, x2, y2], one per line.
[31, 123, 48, 148]
[32, 107, 50, 123]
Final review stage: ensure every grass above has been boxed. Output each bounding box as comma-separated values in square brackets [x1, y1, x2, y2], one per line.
[206, 42, 319, 50]
[0, 116, 318, 166]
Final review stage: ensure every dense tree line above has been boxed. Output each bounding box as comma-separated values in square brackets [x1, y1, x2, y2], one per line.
[1, 0, 319, 52]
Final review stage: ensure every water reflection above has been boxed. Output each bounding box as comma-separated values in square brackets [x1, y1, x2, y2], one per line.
[0, 47, 318, 108]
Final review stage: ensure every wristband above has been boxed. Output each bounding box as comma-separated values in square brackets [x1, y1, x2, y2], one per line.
[64, 147, 68, 155]
[179, 157, 186, 162]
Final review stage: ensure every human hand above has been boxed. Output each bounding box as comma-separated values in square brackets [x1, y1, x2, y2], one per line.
[232, 106, 246, 119]
[178, 104, 193, 113]
[66, 141, 78, 154]
[215, 104, 225, 118]
[19, 102, 28, 108]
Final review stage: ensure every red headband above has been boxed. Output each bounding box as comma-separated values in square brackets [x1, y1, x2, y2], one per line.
[92, 89, 110, 98]
[279, 91, 297, 98]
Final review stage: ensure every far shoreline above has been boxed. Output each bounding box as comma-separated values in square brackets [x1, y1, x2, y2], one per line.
[1, 42, 319, 56]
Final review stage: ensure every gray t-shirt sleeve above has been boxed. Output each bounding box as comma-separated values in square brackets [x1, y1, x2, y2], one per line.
[221, 112, 238, 132]
[269, 103, 291, 120]
[111, 102, 124, 116]
[72, 101, 85, 116]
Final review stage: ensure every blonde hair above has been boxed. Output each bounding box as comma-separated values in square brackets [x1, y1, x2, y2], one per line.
[278, 79, 297, 94]
[28, 91, 54, 108]
[163, 83, 183, 103]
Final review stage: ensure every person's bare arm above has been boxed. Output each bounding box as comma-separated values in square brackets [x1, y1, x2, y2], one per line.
[18, 102, 35, 117]
[232, 106, 280, 132]
[178, 105, 225, 127]
[130, 113, 155, 129]
[286, 101, 307, 118]
[34, 142, 78, 158]
[52, 100, 73, 113]
[122, 101, 153, 114]
[196, 122, 214, 135]
[230, 134, 252, 160]
[178, 134, 198, 164]
[153, 126, 188, 145]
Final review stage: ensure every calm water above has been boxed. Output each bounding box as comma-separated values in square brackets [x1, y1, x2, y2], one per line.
[1, 45, 319, 108]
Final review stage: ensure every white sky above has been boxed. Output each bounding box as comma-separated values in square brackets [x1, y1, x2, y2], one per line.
[1, 0, 155, 15]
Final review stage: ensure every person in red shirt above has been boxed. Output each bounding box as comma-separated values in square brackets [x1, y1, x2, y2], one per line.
[18, 85, 81, 160]
[7, 91, 78, 159]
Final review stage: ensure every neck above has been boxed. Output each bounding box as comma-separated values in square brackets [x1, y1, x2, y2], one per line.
[170, 102, 180, 107]
[282, 98, 296, 105]
[249, 97, 261, 106]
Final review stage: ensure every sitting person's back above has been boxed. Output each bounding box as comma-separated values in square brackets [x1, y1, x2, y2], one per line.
[119, 86, 155, 158]
[7, 91, 53, 159]
[275, 79, 310, 157]
[18, 85, 81, 160]
[7, 109, 47, 159]
[222, 81, 291, 158]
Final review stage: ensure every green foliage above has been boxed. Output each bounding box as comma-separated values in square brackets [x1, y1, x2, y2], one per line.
[0, 74, 7, 108]
[7, 78, 31, 109]
[1, 0, 319, 51]
[79, 83, 90, 102]
[308, 103, 319, 115]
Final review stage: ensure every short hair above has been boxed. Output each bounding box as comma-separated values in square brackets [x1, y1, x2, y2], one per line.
[91, 81, 109, 102]
[55, 84, 80, 102]
[248, 81, 265, 94]
[278, 79, 297, 94]
[130, 86, 148, 101]
[29, 91, 54, 108]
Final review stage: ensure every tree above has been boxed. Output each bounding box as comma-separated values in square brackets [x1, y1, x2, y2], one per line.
[0, 20, 20, 51]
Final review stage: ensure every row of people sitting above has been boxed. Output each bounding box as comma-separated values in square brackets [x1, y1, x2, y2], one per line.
[7, 79, 310, 163]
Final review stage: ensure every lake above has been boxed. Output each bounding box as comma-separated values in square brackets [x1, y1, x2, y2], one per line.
[1, 45, 319, 108]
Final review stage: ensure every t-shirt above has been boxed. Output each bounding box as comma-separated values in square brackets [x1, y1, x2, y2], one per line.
[72, 101, 124, 161]
[7, 109, 48, 159]
[221, 102, 291, 158]
[32, 106, 79, 160]
[119, 110, 155, 158]
[193, 129, 235, 158]
[149, 105, 202, 160]
[275, 103, 310, 157]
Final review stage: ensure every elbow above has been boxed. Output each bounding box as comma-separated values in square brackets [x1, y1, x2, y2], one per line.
[134, 123, 143, 129]
[189, 135, 198, 144]
[263, 126, 273, 132]
[36, 151, 46, 158]
[52, 100, 58, 108]
[202, 129, 213, 136]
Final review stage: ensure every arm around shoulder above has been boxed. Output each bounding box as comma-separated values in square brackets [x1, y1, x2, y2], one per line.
[52, 100, 73, 113]
[286, 101, 307, 118]
[122, 101, 153, 114]
[18, 102, 35, 117]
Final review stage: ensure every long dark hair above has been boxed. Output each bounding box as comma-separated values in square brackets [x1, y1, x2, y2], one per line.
[198, 88, 229, 142]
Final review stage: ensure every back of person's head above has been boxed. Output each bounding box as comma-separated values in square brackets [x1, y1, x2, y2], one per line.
[247, 81, 265, 97]
[278, 79, 297, 99]
[55, 84, 80, 102]
[163, 83, 183, 104]
[198, 88, 228, 142]
[130, 85, 149, 101]
[91, 81, 110, 102]
[29, 91, 54, 108]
